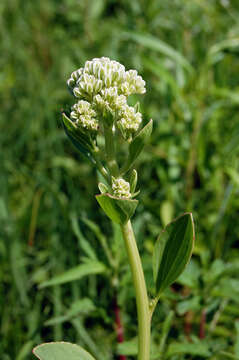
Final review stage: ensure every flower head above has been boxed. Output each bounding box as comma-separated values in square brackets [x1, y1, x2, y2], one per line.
[112, 177, 131, 198]
[117, 104, 142, 136]
[70, 100, 98, 131]
[67, 57, 146, 136]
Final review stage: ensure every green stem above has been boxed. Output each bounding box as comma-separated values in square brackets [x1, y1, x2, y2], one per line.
[92, 147, 110, 183]
[121, 220, 150, 360]
[103, 123, 119, 177]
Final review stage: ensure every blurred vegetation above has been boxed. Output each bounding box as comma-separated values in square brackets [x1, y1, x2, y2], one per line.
[1, 0, 239, 359]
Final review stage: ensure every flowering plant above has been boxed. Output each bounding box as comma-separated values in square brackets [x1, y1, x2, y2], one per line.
[33, 58, 194, 360]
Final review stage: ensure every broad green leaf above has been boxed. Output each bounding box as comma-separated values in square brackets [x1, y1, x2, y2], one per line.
[96, 193, 138, 224]
[62, 113, 95, 162]
[153, 213, 194, 294]
[122, 31, 194, 74]
[33, 342, 96, 360]
[39, 261, 106, 288]
[122, 120, 153, 174]
[166, 341, 211, 358]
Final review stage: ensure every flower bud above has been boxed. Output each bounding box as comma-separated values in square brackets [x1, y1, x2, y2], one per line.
[112, 177, 131, 198]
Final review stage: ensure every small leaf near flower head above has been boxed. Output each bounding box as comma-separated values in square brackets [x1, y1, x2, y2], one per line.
[130, 169, 138, 194]
[98, 182, 108, 194]
[121, 119, 153, 174]
[96, 193, 138, 224]
[62, 113, 95, 162]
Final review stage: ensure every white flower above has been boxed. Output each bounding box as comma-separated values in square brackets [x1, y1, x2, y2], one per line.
[112, 177, 131, 198]
[117, 104, 142, 133]
[70, 100, 98, 131]
[67, 68, 83, 89]
[120, 70, 146, 96]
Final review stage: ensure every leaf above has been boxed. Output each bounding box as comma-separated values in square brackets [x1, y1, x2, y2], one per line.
[177, 259, 200, 289]
[235, 321, 239, 356]
[176, 295, 201, 315]
[122, 120, 153, 174]
[33, 342, 96, 360]
[219, 352, 239, 360]
[39, 261, 106, 288]
[45, 298, 95, 326]
[122, 31, 194, 74]
[143, 57, 181, 96]
[166, 341, 211, 358]
[117, 339, 138, 356]
[96, 193, 138, 224]
[208, 38, 239, 65]
[153, 213, 195, 294]
[62, 113, 95, 162]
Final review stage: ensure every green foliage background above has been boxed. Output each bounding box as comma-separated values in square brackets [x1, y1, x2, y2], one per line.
[1, 0, 239, 359]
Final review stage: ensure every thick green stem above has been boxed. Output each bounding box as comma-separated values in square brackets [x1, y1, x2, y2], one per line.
[121, 220, 150, 360]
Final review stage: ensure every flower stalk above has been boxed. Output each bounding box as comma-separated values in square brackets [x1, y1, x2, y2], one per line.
[121, 220, 151, 360]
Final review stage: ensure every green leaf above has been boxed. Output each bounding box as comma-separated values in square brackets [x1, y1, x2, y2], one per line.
[33, 342, 96, 360]
[117, 339, 138, 356]
[96, 193, 138, 224]
[122, 31, 194, 74]
[166, 341, 211, 358]
[153, 213, 195, 294]
[45, 298, 95, 326]
[62, 113, 95, 162]
[122, 120, 153, 174]
[39, 261, 106, 288]
[176, 295, 201, 315]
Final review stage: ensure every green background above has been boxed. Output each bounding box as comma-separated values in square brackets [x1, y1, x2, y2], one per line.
[1, 0, 239, 359]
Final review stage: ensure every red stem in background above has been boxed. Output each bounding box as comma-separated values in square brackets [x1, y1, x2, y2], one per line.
[184, 311, 193, 341]
[113, 296, 127, 360]
[199, 309, 206, 339]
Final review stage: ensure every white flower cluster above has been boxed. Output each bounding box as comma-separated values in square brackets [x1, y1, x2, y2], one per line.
[118, 105, 142, 133]
[67, 57, 145, 135]
[112, 177, 131, 198]
[70, 100, 98, 131]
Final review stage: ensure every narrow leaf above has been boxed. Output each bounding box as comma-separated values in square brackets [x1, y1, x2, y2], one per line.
[96, 193, 138, 224]
[122, 31, 194, 74]
[153, 213, 194, 294]
[33, 342, 96, 360]
[39, 261, 106, 288]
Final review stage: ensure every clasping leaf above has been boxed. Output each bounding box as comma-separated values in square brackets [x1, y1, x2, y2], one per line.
[96, 193, 138, 224]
